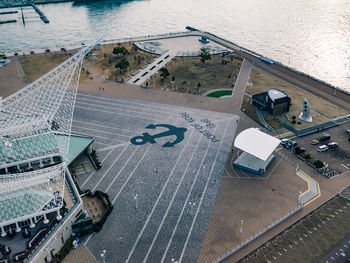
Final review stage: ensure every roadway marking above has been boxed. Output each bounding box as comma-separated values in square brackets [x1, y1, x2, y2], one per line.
[72, 125, 131, 138]
[125, 129, 197, 263]
[80, 148, 116, 188]
[73, 119, 139, 134]
[340, 164, 349, 170]
[71, 129, 125, 143]
[77, 92, 176, 113]
[112, 145, 152, 204]
[75, 100, 168, 120]
[178, 121, 230, 262]
[75, 105, 163, 122]
[92, 145, 131, 192]
[105, 147, 140, 193]
[77, 94, 176, 116]
[99, 142, 130, 152]
[160, 124, 227, 262]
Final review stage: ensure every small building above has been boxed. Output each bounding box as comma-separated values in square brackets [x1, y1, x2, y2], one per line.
[233, 128, 280, 175]
[252, 88, 291, 116]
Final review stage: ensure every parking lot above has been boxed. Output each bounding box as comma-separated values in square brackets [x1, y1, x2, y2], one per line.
[71, 91, 239, 263]
[282, 123, 350, 174]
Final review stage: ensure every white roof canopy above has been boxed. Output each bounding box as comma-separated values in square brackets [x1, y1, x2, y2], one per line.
[234, 128, 281, 161]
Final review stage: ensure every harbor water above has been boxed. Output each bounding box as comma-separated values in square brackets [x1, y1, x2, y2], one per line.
[0, 0, 350, 91]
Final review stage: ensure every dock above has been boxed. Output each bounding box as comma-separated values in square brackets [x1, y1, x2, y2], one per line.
[30, 3, 49, 23]
[0, 11, 18, 15]
[0, 19, 16, 24]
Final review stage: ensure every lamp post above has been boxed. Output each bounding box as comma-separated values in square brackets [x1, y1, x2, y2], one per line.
[100, 249, 106, 263]
[134, 194, 138, 210]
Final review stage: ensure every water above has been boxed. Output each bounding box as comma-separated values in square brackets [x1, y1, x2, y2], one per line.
[1, 0, 350, 91]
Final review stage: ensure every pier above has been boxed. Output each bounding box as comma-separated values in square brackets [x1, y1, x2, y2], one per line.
[30, 3, 49, 23]
[0, 11, 18, 15]
[0, 19, 16, 24]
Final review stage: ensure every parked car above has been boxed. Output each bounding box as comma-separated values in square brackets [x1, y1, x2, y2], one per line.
[319, 134, 331, 141]
[318, 145, 328, 152]
[311, 139, 319, 145]
[328, 142, 338, 148]
[346, 128, 350, 135]
[281, 139, 289, 145]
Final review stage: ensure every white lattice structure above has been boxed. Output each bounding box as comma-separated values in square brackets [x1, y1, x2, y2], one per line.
[0, 41, 97, 167]
[0, 38, 101, 236]
[0, 164, 66, 234]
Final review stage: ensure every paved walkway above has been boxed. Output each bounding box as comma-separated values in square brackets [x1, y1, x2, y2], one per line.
[230, 59, 253, 112]
[127, 50, 177, 85]
[296, 170, 320, 206]
[63, 244, 98, 263]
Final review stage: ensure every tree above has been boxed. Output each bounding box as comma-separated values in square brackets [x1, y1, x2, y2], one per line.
[159, 67, 169, 80]
[115, 59, 129, 73]
[113, 46, 129, 56]
[199, 48, 211, 65]
[304, 153, 312, 160]
[313, 160, 324, 168]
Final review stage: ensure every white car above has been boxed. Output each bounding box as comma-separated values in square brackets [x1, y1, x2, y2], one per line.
[318, 145, 328, 152]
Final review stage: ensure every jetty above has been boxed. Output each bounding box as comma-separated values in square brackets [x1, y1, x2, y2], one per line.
[0, 19, 16, 24]
[0, 11, 18, 15]
[30, 3, 49, 23]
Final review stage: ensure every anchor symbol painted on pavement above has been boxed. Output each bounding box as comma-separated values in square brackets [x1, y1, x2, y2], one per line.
[130, 124, 187, 147]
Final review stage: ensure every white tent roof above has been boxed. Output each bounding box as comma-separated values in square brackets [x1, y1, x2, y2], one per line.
[234, 128, 281, 161]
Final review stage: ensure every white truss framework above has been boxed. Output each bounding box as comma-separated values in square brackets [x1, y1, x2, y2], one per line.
[0, 36, 103, 228]
[0, 164, 67, 227]
[0, 38, 100, 166]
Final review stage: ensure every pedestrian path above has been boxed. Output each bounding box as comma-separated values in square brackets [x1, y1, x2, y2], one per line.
[63, 243, 98, 263]
[127, 50, 177, 86]
[230, 59, 253, 113]
[256, 107, 274, 131]
[296, 169, 320, 206]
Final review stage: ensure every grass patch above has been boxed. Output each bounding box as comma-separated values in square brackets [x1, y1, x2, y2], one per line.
[245, 68, 349, 130]
[19, 52, 90, 83]
[206, 90, 232, 98]
[147, 54, 242, 94]
[88, 43, 157, 81]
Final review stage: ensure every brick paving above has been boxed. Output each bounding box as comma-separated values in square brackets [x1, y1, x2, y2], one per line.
[63, 244, 98, 263]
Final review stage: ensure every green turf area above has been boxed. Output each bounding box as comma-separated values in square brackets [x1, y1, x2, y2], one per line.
[206, 90, 232, 98]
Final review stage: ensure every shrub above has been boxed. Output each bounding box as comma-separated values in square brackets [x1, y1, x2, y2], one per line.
[313, 160, 324, 168]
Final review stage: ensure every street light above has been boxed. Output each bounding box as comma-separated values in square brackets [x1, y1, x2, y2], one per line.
[100, 249, 106, 263]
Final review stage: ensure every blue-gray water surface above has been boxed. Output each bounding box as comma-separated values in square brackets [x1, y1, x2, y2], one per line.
[1, 0, 350, 91]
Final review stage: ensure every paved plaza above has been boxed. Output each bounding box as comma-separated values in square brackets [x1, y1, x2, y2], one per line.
[71, 91, 239, 263]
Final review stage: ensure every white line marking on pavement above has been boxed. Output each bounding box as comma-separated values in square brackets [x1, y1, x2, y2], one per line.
[75, 105, 162, 122]
[178, 122, 230, 262]
[73, 119, 138, 134]
[72, 125, 131, 138]
[78, 93, 175, 113]
[75, 101, 167, 120]
[112, 145, 152, 204]
[80, 148, 116, 188]
[125, 129, 196, 263]
[71, 129, 125, 143]
[341, 164, 349, 170]
[77, 96, 174, 116]
[160, 127, 219, 263]
[84, 233, 93, 246]
[141, 130, 203, 263]
[99, 142, 130, 152]
[92, 145, 131, 192]
[105, 146, 140, 193]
